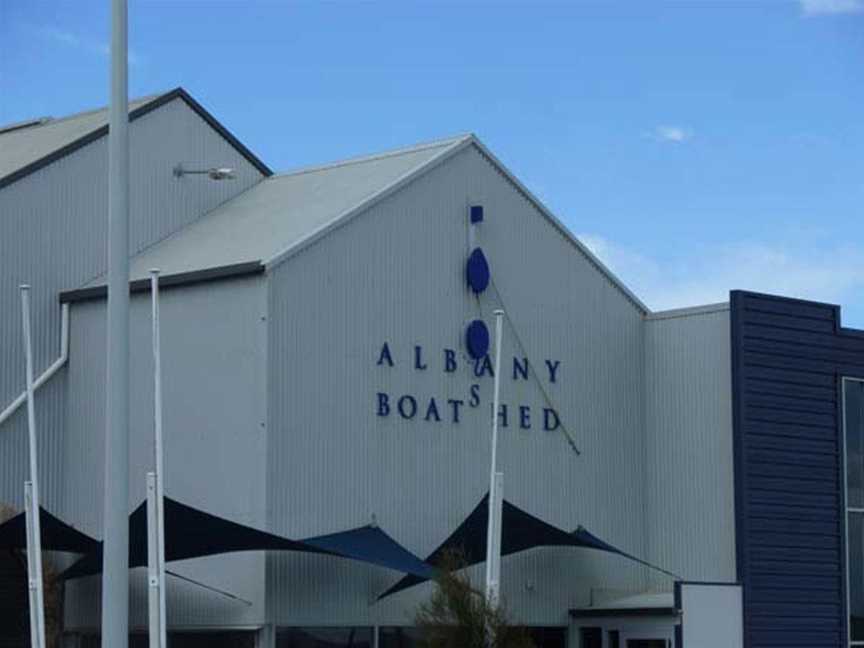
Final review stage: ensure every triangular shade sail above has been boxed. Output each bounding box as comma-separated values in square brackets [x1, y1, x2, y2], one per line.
[62, 496, 434, 581]
[379, 494, 678, 599]
[0, 507, 99, 554]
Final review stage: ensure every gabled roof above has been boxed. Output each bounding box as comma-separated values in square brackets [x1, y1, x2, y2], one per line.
[61, 135, 470, 300]
[0, 87, 271, 190]
[60, 133, 647, 313]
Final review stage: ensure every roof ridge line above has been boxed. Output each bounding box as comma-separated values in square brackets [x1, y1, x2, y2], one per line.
[264, 136, 474, 269]
[271, 134, 473, 179]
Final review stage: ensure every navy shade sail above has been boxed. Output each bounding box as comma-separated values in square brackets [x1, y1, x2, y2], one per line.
[378, 494, 679, 599]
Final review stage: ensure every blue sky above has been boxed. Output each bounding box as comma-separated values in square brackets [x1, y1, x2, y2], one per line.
[2, 0, 863, 324]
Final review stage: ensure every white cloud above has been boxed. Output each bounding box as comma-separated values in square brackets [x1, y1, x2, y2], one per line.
[36, 26, 143, 66]
[579, 233, 864, 315]
[646, 125, 694, 144]
[800, 0, 864, 15]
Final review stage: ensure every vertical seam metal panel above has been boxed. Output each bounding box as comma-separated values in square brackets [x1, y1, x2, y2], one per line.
[731, 289, 864, 647]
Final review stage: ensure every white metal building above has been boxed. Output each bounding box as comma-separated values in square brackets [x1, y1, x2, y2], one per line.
[2, 89, 860, 648]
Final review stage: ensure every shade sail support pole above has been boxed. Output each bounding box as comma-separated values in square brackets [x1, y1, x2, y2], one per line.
[146, 472, 164, 648]
[21, 287, 46, 648]
[24, 482, 45, 648]
[149, 270, 167, 648]
[485, 309, 505, 607]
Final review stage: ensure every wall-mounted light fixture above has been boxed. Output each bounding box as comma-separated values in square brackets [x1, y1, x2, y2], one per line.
[172, 164, 236, 181]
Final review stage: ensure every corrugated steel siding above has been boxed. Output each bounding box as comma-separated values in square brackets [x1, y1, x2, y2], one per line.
[0, 96, 263, 513]
[731, 290, 864, 647]
[61, 277, 269, 631]
[265, 144, 650, 627]
[644, 307, 736, 589]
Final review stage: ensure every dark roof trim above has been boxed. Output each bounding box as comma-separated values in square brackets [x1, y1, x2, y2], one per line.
[59, 261, 264, 303]
[568, 607, 679, 619]
[0, 87, 272, 191]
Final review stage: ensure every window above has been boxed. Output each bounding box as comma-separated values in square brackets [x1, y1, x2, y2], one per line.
[847, 378, 864, 645]
[608, 630, 620, 648]
[276, 627, 373, 648]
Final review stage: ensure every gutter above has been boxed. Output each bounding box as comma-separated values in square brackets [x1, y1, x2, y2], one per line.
[0, 303, 69, 427]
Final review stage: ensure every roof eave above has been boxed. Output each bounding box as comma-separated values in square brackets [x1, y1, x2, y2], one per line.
[58, 261, 265, 304]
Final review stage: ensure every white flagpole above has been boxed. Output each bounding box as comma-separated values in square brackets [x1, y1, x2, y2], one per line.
[149, 270, 167, 648]
[484, 309, 505, 607]
[20, 286, 46, 648]
[146, 472, 161, 648]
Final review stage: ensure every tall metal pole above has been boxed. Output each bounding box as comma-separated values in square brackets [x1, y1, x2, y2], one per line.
[103, 0, 131, 644]
[484, 309, 505, 607]
[20, 286, 46, 648]
[148, 270, 167, 648]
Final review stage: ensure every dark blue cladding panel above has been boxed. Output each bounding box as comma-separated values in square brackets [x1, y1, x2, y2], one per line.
[731, 291, 864, 648]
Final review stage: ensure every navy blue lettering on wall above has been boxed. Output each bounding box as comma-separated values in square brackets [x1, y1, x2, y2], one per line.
[474, 356, 495, 378]
[424, 398, 441, 422]
[372, 343, 564, 432]
[444, 349, 457, 372]
[448, 399, 464, 423]
[731, 291, 864, 648]
[397, 395, 417, 420]
[545, 360, 561, 383]
[414, 346, 428, 370]
[513, 357, 529, 381]
[543, 409, 560, 431]
[377, 393, 390, 417]
[494, 403, 508, 428]
[519, 406, 531, 430]
[377, 343, 394, 367]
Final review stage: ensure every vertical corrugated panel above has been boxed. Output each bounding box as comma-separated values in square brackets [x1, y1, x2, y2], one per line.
[0, 96, 262, 513]
[644, 307, 736, 589]
[61, 278, 268, 631]
[0, 98, 265, 633]
[265, 144, 648, 628]
[731, 291, 862, 648]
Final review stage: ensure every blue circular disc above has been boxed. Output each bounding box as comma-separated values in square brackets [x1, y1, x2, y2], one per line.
[466, 248, 490, 294]
[465, 319, 490, 359]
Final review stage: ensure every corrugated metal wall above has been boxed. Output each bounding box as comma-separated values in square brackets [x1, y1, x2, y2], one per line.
[265, 143, 650, 628]
[644, 305, 736, 589]
[62, 276, 269, 631]
[730, 290, 863, 648]
[0, 96, 263, 512]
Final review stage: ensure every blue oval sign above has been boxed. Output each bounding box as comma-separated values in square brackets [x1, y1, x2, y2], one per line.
[465, 319, 490, 359]
[466, 248, 490, 294]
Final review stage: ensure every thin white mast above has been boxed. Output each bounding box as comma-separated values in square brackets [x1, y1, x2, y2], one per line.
[20, 286, 46, 648]
[484, 309, 505, 607]
[147, 270, 167, 648]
